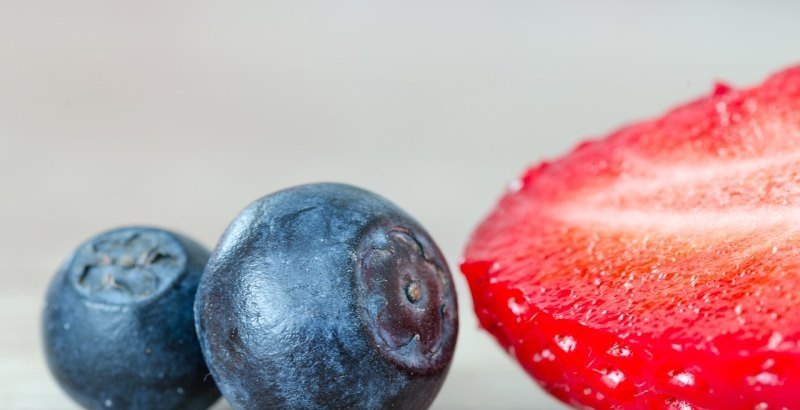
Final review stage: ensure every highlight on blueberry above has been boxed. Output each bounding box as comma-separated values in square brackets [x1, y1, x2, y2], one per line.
[195, 183, 458, 409]
[42, 226, 220, 410]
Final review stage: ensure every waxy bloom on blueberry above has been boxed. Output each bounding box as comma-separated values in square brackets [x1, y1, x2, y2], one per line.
[195, 183, 458, 409]
[42, 227, 220, 410]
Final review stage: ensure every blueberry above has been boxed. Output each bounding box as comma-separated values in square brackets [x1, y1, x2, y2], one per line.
[42, 227, 221, 410]
[195, 183, 458, 409]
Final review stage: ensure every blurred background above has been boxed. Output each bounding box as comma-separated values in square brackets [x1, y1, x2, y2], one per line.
[2, 1, 799, 408]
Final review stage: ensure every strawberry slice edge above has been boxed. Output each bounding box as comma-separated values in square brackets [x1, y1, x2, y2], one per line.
[462, 65, 800, 409]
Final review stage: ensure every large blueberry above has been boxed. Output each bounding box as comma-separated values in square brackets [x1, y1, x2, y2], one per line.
[42, 227, 220, 410]
[195, 183, 458, 409]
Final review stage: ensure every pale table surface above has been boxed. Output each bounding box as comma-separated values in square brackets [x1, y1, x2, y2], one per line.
[2, 1, 799, 409]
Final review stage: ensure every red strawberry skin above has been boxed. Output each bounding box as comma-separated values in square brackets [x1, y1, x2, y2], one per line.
[462, 66, 800, 409]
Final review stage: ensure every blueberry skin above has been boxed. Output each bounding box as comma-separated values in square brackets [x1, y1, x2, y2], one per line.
[42, 227, 221, 410]
[195, 183, 458, 410]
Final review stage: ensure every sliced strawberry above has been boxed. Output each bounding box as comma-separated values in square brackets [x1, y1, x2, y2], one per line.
[462, 66, 800, 409]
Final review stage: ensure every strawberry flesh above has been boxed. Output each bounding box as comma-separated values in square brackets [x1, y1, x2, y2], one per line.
[462, 66, 800, 409]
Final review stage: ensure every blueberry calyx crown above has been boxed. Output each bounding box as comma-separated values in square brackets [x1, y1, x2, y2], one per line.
[357, 224, 456, 374]
[69, 229, 186, 304]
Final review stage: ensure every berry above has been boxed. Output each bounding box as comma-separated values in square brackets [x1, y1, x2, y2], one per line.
[195, 183, 458, 409]
[461, 66, 800, 409]
[42, 227, 220, 410]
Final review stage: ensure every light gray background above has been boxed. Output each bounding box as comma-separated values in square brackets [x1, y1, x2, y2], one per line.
[2, 1, 799, 409]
